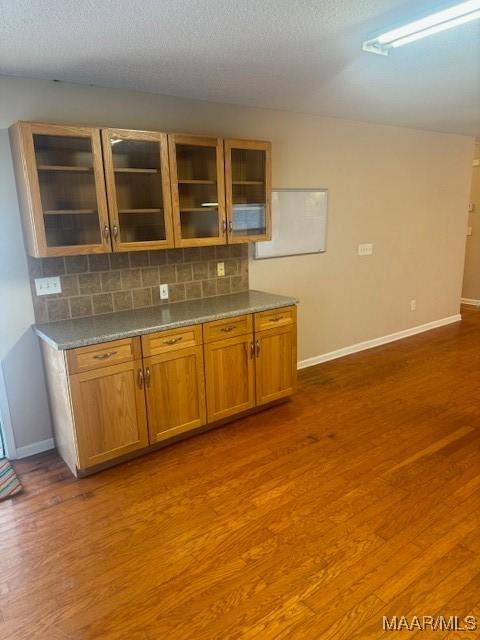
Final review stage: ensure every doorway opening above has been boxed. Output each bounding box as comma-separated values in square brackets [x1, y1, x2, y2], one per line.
[461, 141, 480, 307]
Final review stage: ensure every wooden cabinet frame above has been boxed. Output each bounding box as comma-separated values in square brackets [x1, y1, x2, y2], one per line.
[204, 333, 256, 422]
[168, 134, 226, 247]
[144, 346, 206, 443]
[70, 358, 149, 469]
[255, 323, 297, 406]
[101, 128, 174, 252]
[9, 122, 111, 257]
[224, 138, 272, 244]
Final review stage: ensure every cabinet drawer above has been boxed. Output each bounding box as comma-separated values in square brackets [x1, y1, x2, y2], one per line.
[254, 306, 296, 332]
[203, 314, 253, 343]
[142, 325, 202, 356]
[67, 338, 140, 374]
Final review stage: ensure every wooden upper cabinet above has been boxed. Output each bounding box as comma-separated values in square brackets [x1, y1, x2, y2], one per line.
[9, 122, 111, 257]
[168, 134, 226, 247]
[102, 129, 174, 252]
[10, 122, 273, 256]
[225, 139, 271, 243]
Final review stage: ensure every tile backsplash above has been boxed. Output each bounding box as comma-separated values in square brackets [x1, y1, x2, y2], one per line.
[28, 245, 249, 323]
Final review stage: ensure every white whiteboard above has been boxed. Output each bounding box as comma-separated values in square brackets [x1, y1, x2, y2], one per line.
[254, 189, 328, 259]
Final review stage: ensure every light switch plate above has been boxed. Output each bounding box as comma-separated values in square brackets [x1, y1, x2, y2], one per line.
[34, 276, 62, 296]
[159, 284, 169, 300]
[358, 243, 373, 256]
[217, 262, 225, 276]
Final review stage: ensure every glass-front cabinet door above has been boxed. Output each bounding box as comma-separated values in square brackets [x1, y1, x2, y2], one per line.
[168, 135, 226, 247]
[102, 129, 174, 252]
[224, 139, 271, 243]
[11, 123, 110, 256]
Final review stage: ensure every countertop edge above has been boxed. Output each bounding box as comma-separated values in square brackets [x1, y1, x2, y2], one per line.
[34, 295, 299, 350]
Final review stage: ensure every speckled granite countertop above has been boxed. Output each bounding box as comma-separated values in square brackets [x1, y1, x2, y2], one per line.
[34, 290, 298, 350]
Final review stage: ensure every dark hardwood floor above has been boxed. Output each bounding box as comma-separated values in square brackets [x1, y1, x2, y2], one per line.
[2, 307, 480, 639]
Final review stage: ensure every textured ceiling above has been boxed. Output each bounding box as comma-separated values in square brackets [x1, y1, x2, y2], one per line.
[0, 0, 479, 135]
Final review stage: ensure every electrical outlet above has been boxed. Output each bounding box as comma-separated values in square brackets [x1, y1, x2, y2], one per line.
[217, 262, 225, 276]
[159, 284, 169, 300]
[34, 276, 62, 296]
[410, 299, 417, 311]
[358, 243, 373, 256]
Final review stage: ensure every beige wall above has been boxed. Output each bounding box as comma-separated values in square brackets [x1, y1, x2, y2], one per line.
[0, 75, 474, 450]
[462, 143, 480, 300]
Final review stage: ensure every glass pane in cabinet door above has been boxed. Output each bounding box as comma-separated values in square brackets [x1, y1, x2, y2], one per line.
[176, 144, 220, 239]
[111, 139, 166, 243]
[230, 149, 266, 237]
[33, 134, 101, 247]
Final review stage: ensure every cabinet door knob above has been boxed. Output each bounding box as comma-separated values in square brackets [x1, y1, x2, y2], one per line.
[112, 224, 119, 239]
[220, 325, 236, 333]
[103, 225, 110, 241]
[222, 219, 227, 235]
[137, 368, 144, 388]
[228, 220, 233, 232]
[93, 351, 117, 360]
[256, 340, 261, 357]
[250, 341, 255, 358]
[145, 367, 151, 388]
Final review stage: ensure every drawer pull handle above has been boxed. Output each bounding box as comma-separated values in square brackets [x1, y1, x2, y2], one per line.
[138, 368, 144, 389]
[256, 340, 261, 357]
[145, 367, 151, 388]
[220, 325, 236, 333]
[270, 316, 283, 322]
[93, 351, 118, 360]
[163, 336, 183, 345]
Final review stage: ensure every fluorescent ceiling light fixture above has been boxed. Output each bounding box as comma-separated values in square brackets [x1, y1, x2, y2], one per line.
[363, 0, 480, 54]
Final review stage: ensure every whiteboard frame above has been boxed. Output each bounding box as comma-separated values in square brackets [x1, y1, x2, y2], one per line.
[254, 188, 328, 260]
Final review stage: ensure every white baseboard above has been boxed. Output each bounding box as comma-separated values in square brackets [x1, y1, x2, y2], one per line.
[14, 437, 55, 459]
[461, 298, 480, 307]
[298, 314, 462, 370]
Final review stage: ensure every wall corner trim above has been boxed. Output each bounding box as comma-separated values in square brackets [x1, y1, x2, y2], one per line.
[460, 298, 480, 307]
[298, 314, 462, 370]
[14, 437, 55, 459]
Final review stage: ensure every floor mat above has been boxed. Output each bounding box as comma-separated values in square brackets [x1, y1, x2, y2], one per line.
[0, 459, 23, 500]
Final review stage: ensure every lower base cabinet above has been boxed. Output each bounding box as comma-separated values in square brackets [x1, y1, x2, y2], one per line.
[41, 305, 297, 476]
[145, 346, 206, 443]
[204, 334, 256, 422]
[69, 359, 149, 469]
[255, 324, 297, 405]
